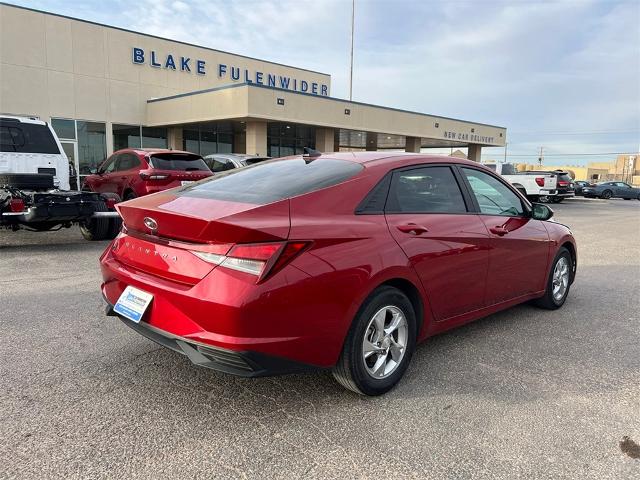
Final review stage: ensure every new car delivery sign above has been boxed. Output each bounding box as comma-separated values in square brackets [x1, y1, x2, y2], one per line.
[132, 47, 329, 96]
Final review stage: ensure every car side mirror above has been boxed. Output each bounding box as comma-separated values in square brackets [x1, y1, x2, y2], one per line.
[531, 203, 553, 221]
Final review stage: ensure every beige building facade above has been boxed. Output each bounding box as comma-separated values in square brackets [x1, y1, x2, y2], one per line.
[1, 3, 506, 185]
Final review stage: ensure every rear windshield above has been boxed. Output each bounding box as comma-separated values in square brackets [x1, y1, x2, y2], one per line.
[149, 153, 209, 171]
[0, 121, 60, 154]
[181, 157, 363, 204]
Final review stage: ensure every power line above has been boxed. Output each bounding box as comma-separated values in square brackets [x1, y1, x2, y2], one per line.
[482, 152, 636, 157]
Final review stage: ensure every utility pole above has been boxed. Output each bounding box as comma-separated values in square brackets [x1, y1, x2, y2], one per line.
[349, 0, 355, 101]
[538, 146, 544, 166]
[503, 142, 508, 163]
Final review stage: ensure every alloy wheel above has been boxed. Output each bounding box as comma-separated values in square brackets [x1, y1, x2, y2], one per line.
[362, 306, 408, 379]
[552, 257, 570, 302]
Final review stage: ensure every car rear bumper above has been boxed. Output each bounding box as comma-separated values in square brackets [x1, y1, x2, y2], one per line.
[100, 240, 344, 371]
[540, 189, 575, 197]
[104, 300, 319, 377]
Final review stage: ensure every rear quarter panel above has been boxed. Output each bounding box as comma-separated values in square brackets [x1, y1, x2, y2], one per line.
[287, 169, 434, 362]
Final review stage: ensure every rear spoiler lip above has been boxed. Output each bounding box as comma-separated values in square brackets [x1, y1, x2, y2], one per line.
[124, 228, 234, 255]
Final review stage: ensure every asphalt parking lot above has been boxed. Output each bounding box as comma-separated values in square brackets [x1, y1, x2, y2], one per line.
[1, 198, 638, 479]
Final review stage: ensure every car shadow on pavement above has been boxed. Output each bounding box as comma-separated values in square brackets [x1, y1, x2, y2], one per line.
[94, 264, 639, 415]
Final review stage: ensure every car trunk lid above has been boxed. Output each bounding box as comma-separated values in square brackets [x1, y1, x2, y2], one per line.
[113, 192, 290, 283]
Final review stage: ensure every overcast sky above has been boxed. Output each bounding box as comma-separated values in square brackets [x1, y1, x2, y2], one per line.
[9, 0, 640, 165]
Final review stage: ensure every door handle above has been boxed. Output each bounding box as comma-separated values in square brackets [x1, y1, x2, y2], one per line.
[120, 176, 127, 180]
[490, 225, 509, 236]
[397, 223, 428, 235]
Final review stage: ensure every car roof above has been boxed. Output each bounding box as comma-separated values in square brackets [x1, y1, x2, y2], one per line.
[0, 115, 47, 126]
[114, 148, 199, 156]
[302, 151, 488, 169]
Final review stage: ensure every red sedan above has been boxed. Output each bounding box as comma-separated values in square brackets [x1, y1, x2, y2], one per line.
[100, 153, 577, 395]
[84, 148, 212, 201]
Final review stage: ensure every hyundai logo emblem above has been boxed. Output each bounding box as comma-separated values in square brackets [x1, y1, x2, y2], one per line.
[143, 217, 158, 233]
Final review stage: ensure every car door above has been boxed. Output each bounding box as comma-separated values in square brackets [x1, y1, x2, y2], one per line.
[114, 152, 141, 197]
[90, 154, 118, 193]
[614, 182, 633, 198]
[385, 165, 490, 321]
[459, 167, 551, 304]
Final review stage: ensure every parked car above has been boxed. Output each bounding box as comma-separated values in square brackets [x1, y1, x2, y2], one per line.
[101, 153, 577, 395]
[84, 148, 212, 200]
[203, 153, 270, 173]
[582, 181, 640, 200]
[573, 180, 590, 196]
[1, 115, 120, 240]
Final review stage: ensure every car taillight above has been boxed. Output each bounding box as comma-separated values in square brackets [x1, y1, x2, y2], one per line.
[558, 181, 569, 187]
[191, 241, 310, 281]
[535, 177, 545, 187]
[139, 172, 170, 180]
[9, 198, 25, 212]
[104, 197, 118, 209]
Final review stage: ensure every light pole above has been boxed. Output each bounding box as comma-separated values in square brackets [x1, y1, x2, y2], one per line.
[349, 0, 355, 101]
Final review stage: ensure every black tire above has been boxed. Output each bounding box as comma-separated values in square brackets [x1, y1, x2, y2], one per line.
[106, 215, 123, 239]
[332, 286, 417, 396]
[551, 197, 564, 203]
[538, 195, 551, 203]
[100, 193, 122, 239]
[79, 200, 109, 241]
[0, 173, 54, 190]
[533, 247, 573, 310]
[624, 198, 631, 200]
[601, 190, 612, 199]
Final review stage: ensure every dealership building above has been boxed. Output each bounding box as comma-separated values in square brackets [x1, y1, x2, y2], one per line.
[0, 2, 506, 186]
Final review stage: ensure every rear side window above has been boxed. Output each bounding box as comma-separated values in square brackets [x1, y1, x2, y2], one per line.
[386, 166, 467, 214]
[206, 156, 235, 173]
[181, 158, 363, 204]
[242, 157, 270, 166]
[0, 122, 60, 154]
[149, 153, 209, 171]
[116, 153, 141, 171]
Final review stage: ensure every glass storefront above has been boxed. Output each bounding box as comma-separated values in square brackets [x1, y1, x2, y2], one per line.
[267, 123, 315, 157]
[182, 122, 234, 156]
[52, 118, 107, 180]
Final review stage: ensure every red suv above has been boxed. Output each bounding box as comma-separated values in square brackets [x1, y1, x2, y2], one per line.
[84, 148, 212, 200]
[101, 153, 576, 395]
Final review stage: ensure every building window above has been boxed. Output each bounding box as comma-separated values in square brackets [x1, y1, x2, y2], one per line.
[51, 118, 76, 140]
[141, 127, 167, 148]
[183, 128, 200, 154]
[113, 124, 141, 150]
[182, 122, 234, 155]
[112, 125, 167, 150]
[267, 122, 315, 157]
[77, 121, 106, 175]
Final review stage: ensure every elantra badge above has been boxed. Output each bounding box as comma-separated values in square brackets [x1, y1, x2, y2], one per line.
[143, 217, 158, 233]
